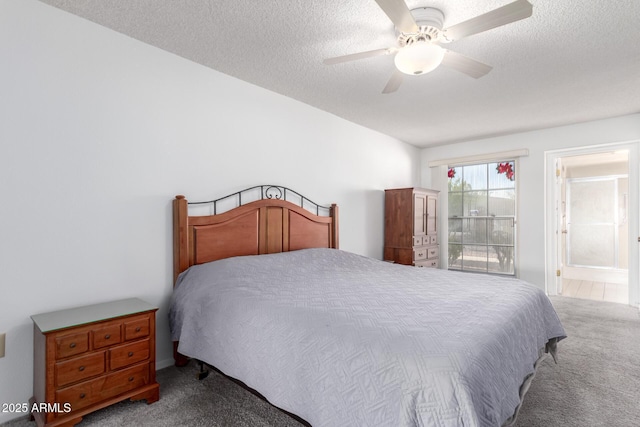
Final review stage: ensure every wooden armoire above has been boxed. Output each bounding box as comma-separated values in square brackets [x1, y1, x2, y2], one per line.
[384, 187, 439, 267]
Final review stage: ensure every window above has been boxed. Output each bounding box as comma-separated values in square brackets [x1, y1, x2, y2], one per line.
[447, 161, 516, 275]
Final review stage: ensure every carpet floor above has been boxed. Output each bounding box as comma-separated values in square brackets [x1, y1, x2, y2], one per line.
[513, 296, 640, 427]
[4, 295, 639, 427]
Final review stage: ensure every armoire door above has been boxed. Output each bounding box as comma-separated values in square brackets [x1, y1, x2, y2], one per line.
[426, 194, 437, 235]
[414, 193, 427, 236]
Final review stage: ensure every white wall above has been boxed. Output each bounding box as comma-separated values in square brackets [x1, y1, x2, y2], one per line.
[421, 114, 640, 290]
[0, 1, 420, 422]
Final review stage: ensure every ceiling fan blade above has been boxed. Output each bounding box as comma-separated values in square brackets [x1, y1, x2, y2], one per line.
[374, 0, 418, 34]
[442, 0, 533, 42]
[440, 50, 493, 79]
[323, 48, 395, 65]
[382, 69, 404, 94]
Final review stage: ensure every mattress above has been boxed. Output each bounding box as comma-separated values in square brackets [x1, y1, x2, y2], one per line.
[169, 248, 566, 426]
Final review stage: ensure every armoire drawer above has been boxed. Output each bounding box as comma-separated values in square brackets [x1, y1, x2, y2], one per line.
[414, 248, 428, 261]
[415, 258, 439, 268]
[427, 247, 438, 259]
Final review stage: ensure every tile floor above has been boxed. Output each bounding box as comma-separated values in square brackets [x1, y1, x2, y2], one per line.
[560, 279, 628, 304]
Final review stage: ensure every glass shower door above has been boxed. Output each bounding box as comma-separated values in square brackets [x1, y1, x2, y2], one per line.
[566, 177, 617, 268]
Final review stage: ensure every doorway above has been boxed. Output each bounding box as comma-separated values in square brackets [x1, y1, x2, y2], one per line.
[559, 152, 629, 304]
[545, 142, 639, 307]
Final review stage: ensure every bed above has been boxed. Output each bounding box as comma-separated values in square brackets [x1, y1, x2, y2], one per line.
[169, 186, 566, 427]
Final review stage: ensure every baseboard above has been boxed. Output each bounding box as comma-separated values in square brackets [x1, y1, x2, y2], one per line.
[156, 357, 175, 370]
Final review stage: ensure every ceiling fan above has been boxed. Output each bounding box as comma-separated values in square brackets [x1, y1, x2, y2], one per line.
[323, 0, 533, 93]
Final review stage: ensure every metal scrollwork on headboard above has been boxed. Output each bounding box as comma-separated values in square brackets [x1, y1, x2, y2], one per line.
[189, 185, 331, 216]
[264, 185, 283, 200]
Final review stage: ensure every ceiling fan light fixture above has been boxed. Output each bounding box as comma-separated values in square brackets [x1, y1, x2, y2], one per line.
[394, 42, 444, 75]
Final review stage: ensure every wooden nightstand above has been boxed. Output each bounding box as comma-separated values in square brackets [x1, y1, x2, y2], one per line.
[30, 298, 160, 427]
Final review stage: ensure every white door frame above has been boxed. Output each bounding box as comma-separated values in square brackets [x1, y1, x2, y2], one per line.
[544, 141, 639, 307]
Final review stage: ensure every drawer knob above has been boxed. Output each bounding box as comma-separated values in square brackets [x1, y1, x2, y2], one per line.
[128, 351, 134, 357]
[135, 327, 141, 332]
[105, 334, 111, 339]
[128, 376, 135, 382]
[80, 393, 86, 399]
[69, 343, 76, 349]
[79, 366, 85, 372]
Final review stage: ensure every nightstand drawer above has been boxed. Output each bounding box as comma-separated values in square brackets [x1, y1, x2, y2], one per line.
[55, 351, 105, 388]
[56, 363, 150, 412]
[124, 316, 150, 341]
[93, 323, 122, 349]
[110, 339, 150, 370]
[56, 332, 89, 359]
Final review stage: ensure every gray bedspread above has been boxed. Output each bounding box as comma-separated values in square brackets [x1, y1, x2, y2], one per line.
[169, 248, 566, 427]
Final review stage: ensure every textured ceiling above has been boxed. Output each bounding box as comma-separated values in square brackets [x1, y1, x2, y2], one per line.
[38, 0, 640, 148]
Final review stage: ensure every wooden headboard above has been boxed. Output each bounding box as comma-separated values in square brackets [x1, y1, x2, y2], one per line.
[173, 186, 339, 283]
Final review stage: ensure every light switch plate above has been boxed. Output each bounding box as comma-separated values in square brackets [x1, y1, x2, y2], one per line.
[0, 333, 5, 358]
